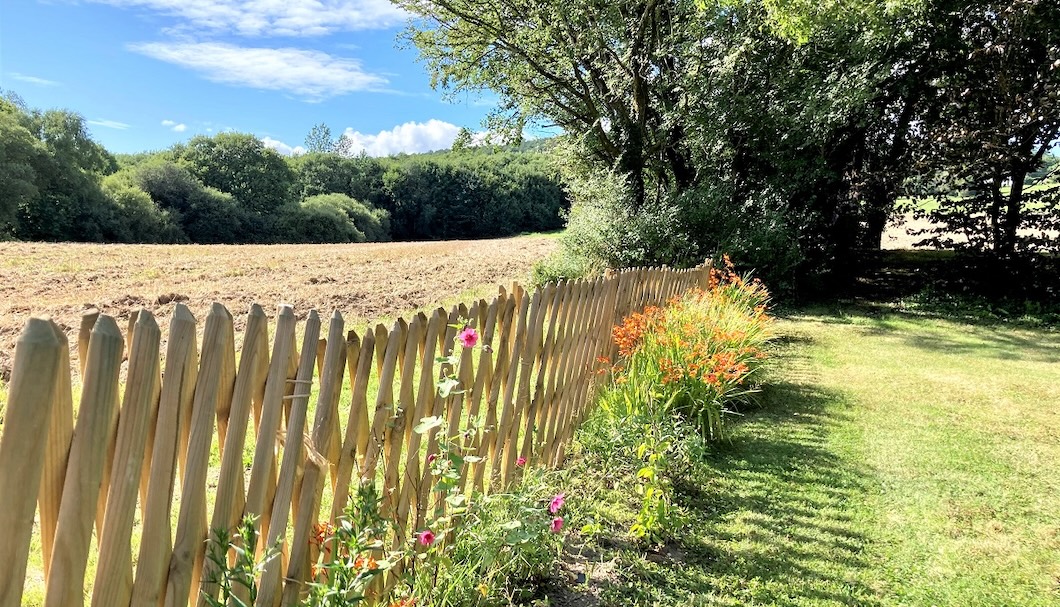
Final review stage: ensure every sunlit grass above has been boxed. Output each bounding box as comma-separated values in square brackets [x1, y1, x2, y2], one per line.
[563, 306, 1060, 606]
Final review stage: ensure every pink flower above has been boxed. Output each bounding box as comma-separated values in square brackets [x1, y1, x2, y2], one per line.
[457, 327, 479, 348]
[427, 453, 437, 465]
[550, 517, 564, 533]
[548, 493, 565, 514]
[516, 457, 527, 467]
[418, 530, 436, 546]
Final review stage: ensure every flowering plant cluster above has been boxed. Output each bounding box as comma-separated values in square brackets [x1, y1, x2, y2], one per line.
[595, 255, 773, 542]
[404, 321, 569, 604]
[607, 255, 772, 440]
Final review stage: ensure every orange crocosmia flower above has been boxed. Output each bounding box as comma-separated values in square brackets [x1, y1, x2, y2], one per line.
[311, 521, 334, 547]
[354, 554, 379, 570]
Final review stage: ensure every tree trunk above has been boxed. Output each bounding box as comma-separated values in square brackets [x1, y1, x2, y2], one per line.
[1000, 170, 1026, 257]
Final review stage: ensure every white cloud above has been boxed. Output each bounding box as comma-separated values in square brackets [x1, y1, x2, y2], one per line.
[129, 42, 387, 101]
[172, 123, 187, 132]
[161, 119, 175, 126]
[341, 120, 463, 156]
[87, 119, 131, 130]
[262, 136, 306, 156]
[88, 0, 405, 37]
[9, 72, 60, 87]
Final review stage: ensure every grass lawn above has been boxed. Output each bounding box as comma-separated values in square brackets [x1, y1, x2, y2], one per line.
[566, 307, 1060, 606]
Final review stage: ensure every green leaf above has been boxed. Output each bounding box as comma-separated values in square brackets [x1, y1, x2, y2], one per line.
[437, 377, 460, 398]
[414, 416, 445, 434]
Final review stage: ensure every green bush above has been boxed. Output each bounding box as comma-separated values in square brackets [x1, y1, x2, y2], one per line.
[100, 177, 186, 243]
[302, 193, 390, 242]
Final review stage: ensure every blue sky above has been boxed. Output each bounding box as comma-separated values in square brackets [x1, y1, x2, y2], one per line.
[0, 0, 499, 156]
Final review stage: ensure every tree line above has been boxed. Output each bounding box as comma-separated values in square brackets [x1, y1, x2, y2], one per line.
[397, 0, 1059, 292]
[0, 94, 568, 245]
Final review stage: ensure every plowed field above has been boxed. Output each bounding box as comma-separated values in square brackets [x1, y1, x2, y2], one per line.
[0, 235, 558, 381]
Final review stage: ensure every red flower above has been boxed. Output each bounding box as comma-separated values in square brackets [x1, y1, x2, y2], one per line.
[418, 529, 436, 546]
[457, 327, 479, 348]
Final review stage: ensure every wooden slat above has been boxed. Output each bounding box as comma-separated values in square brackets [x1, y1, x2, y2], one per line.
[163, 303, 234, 607]
[256, 309, 322, 607]
[0, 319, 63, 607]
[360, 322, 400, 483]
[460, 297, 499, 493]
[331, 328, 374, 523]
[44, 316, 123, 607]
[378, 314, 421, 543]
[244, 305, 297, 549]
[196, 304, 270, 607]
[537, 280, 573, 462]
[415, 305, 459, 529]
[541, 280, 583, 463]
[547, 279, 593, 465]
[568, 279, 606, 429]
[475, 295, 515, 493]
[91, 310, 162, 607]
[132, 304, 198, 606]
[492, 292, 529, 490]
[447, 300, 480, 484]
[78, 308, 99, 378]
[281, 311, 346, 605]
[525, 282, 560, 466]
[503, 289, 544, 485]
[38, 320, 73, 582]
[396, 310, 443, 544]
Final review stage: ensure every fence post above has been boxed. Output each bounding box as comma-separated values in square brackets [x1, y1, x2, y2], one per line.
[38, 321, 73, 583]
[0, 319, 63, 607]
[44, 316, 123, 607]
[282, 310, 347, 606]
[330, 328, 374, 524]
[197, 304, 270, 606]
[257, 309, 322, 607]
[164, 303, 234, 607]
[132, 304, 198, 605]
[92, 310, 162, 607]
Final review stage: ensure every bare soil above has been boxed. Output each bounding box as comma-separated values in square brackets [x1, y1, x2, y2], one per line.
[0, 235, 558, 382]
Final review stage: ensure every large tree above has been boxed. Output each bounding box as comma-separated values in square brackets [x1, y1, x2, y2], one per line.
[175, 132, 296, 215]
[397, 0, 704, 210]
[914, 0, 1060, 257]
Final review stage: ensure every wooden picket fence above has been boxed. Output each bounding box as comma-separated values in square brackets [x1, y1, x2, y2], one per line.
[0, 261, 710, 607]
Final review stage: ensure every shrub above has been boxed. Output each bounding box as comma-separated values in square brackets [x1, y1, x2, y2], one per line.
[279, 202, 365, 244]
[100, 179, 186, 243]
[302, 193, 391, 242]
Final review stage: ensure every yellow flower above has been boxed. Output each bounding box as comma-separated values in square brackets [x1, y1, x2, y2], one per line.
[478, 583, 489, 598]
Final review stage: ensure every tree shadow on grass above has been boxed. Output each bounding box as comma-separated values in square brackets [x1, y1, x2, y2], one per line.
[843, 305, 1060, 364]
[648, 379, 884, 606]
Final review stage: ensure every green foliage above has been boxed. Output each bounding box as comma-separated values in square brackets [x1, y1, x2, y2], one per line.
[378, 150, 567, 241]
[99, 175, 186, 243]
[202, 516, 280, 607]
[130, 160, 248, 243]
[282, 195, 366, 244]
[175, 132, 296, 215]
[424, 469, 566, 605]
[909, 0, 1060, 257]
[304, 483, 394, 606]
[596, 265, 773, 541]
[0, 107, 44, 236]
